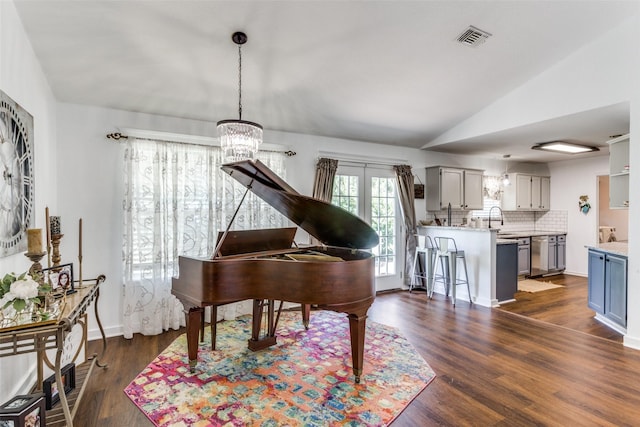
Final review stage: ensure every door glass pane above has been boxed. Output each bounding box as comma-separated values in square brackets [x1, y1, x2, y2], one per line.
[371, 177, 396, 276]
[332, 175, 358, 215]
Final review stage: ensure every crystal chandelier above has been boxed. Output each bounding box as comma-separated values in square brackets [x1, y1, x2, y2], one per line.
[217, 31, 263, 162]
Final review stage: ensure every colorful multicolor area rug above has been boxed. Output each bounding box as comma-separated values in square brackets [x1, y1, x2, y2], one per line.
[125, 310, 435, 426]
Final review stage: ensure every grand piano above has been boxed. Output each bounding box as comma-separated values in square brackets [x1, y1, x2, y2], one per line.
[171, 159, 379, 382]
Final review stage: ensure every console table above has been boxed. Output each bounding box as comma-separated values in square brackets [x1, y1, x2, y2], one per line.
[0, 275, 107, 427]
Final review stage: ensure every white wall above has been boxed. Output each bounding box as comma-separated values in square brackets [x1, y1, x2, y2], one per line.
[0, 1, 59, 403]
[548, 156, 609, 275]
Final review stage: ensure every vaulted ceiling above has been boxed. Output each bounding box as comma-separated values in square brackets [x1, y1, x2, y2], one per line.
[14, 0, 635, 162]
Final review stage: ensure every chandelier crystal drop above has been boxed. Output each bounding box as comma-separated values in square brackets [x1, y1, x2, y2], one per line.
[217, 31, 263, 162]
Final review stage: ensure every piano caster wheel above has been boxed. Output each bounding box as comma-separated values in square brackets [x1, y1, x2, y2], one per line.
[355, 376, 361, 384]
[189, 359, 197, 373]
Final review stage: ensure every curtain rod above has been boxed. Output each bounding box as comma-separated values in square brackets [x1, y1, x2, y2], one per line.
[106, 131, 297, 157]
[317, 151, 408, 166]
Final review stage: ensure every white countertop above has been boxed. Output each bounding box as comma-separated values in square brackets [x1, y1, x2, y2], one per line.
[586, 242, 628, 256]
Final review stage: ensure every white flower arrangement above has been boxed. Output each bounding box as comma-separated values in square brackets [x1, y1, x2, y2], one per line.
[0, 272, 43, 311]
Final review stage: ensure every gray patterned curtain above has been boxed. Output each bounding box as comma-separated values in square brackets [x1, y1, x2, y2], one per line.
[393, 165, 417, 287]
[312, 158, 338, 202]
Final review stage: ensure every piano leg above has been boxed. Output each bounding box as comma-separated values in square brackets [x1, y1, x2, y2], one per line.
[348, 309, 368, 384]
[186, 306, 204, 373]
[302, 304, 311, 329]
[211, 305, 218, 350]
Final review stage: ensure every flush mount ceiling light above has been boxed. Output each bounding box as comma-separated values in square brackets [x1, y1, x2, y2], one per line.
[217, 31, 263, 163]
[531, 141, 600, 154]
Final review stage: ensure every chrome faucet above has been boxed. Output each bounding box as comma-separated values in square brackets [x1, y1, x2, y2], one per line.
[488, 206, 504, 229]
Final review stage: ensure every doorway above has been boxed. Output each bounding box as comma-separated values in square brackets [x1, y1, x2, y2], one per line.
[332, 164, 402, 292]
[597, 175, 628, 243]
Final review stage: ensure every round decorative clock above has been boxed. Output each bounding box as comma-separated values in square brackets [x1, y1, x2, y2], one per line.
[0, 89, 34, 257]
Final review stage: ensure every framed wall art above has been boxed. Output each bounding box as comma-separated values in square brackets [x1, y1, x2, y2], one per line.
[42, 263, 75, 295]
[43, 363, 76, 410]
[0, 393, 45, 427]
[0, 89, 35, 258]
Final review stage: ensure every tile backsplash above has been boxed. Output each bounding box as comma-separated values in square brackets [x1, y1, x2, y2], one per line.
[424, 209, 567, 232]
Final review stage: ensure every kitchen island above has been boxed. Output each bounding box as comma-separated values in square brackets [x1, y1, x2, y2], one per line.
[419, 226, 512, 307]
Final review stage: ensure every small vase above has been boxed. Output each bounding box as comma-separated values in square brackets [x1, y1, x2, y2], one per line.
[16, 301, 35, 324]
[1, 301, 34, 327]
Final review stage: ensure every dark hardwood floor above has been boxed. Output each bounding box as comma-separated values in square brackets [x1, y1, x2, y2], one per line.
[73, 274, 640, 426]
[497, 274, 624, 343]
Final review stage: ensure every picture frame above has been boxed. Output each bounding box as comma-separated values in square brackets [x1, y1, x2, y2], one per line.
[43, 363, 76, 410]
[0, 393, 46, 427]
[41, 263, 75, 295]
[414, 184, 425, 199]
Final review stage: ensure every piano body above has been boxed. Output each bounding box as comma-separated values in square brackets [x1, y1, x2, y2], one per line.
[171, 159, 379, 383]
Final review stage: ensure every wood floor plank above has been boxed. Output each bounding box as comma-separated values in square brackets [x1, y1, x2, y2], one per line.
[69, 274, 640, 426]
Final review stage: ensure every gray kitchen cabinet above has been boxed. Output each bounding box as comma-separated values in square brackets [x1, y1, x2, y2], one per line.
[606, 253, 627, 326]
[517, 237, 531, 276]
[587, 248, 627, 330]
[547, 235, 557, 270]
[426, 166, 484, 211]
[496, 242, 518, 302]
[608, 133, 629, 209]
[502, 174, 550, 211]
[588, 249, 605, 313]
[556, 235, 566, 270]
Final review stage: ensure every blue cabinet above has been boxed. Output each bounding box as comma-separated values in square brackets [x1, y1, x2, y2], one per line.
[606, 254, 627, 326]
[587, 249, 627, 329]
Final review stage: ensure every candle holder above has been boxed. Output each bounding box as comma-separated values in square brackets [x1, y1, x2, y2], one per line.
[51, 234, 64, 267]
[24, 251, 47, 285]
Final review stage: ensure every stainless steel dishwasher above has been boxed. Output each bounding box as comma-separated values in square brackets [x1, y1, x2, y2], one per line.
[531, 235, 549, 276]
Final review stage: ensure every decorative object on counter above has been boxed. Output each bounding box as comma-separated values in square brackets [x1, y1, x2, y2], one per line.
[49, 215, 61, 235]
[24, 250, 46, 286]
[419, 219, 433, 226]
[0, 272, 40, 311]
[45, 207, 51, 268]
[578, 195, 591, 214]
[0, 271, 51, 327]
[26, 228, 42, 253]
[42, 263, 75, 296]
[0, 393, 46, 427]
[78, 218, 83, 288]
[43, 363, 76, 410]
[50, 233, 63, 267]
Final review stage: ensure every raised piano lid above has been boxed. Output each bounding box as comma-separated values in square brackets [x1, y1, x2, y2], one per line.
[222, 160, 380, 249]
[215, 227, 297, 256]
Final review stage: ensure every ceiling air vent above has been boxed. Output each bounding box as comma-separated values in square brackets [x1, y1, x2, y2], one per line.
[457, 25, 492, 47]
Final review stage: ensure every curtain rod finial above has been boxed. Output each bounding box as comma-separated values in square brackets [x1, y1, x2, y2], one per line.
[106, 132, 128, 141]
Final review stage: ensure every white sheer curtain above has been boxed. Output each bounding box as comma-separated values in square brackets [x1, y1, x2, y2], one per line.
[122, 138, 287, 338]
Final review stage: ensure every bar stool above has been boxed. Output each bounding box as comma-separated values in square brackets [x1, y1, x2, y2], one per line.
[431, 237, 472, 306]
[410, 232, 436, 294]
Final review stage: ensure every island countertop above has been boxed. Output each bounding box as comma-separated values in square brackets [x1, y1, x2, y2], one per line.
[585, 242, 628, 256]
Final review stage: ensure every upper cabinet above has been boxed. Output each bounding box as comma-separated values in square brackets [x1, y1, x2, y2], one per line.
[502, 173, 550, 211]
[426, 167, 484, 211]
[608, 133, 629, 209]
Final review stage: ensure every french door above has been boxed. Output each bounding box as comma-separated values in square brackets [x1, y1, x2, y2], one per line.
[332, 164, 401, 291]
